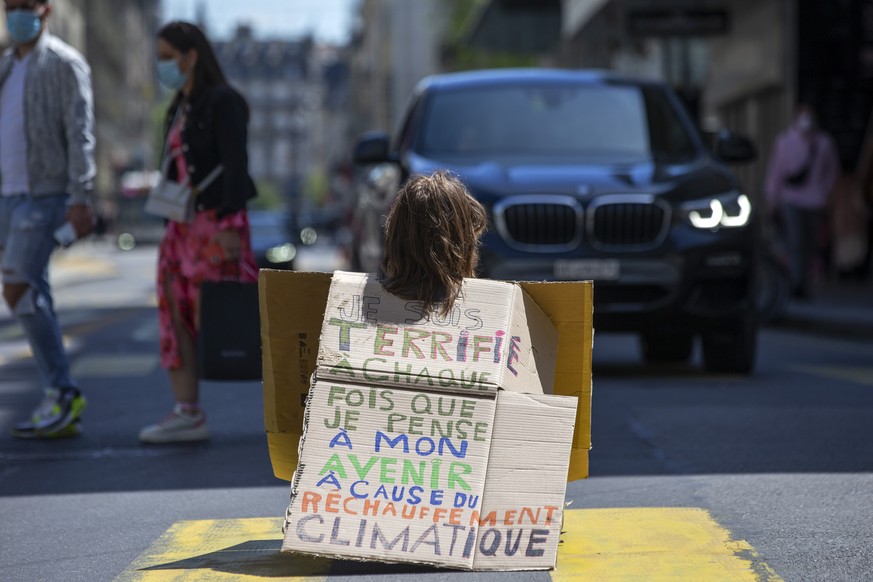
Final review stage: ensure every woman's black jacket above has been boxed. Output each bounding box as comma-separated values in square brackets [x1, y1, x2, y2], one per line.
[162, 84, 257, 218]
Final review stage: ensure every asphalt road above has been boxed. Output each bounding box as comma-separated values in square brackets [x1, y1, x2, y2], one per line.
[0, 243, 871, 581]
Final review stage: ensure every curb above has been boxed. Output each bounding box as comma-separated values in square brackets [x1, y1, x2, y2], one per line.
[769, 313, 873, 341]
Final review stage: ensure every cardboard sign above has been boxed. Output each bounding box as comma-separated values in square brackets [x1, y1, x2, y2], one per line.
[283, 379, 497, 569]
[259, 270, 593, 483]
[316, 271, 558, 396]
[281, 380, 578, 570]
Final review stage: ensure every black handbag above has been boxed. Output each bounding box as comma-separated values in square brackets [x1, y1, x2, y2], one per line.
[198, 279, 262, 381]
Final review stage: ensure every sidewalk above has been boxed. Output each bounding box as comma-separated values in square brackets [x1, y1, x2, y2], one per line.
[773, 274, 873, 340]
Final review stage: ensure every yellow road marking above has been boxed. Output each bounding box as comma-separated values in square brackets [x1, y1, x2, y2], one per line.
[793, 365, 873, 386]
[51, 254, 118, 276]
[554, 508, 781, 581]
[116, 509, 780, 580]
[115, 518, 330, 582]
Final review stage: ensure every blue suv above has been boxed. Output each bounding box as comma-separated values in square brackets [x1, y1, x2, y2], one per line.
[352, 69, 759, 373]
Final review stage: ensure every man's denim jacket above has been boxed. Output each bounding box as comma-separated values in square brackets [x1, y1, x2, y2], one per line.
[0, 31, 96, 205]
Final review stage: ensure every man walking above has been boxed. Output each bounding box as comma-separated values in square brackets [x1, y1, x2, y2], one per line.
[1, 0, 95, 438]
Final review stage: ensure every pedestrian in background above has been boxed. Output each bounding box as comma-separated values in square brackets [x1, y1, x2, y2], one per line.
[765, 104, 840, 299]
[851, 123, 873, 280]
[829, 172, 869, 278]
[380, 171, 487, 315]
[1, 0, 95, 439]
[139, 21, 258, 444]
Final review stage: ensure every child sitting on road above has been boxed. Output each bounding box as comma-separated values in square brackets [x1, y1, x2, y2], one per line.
[380, 171, 487, 316]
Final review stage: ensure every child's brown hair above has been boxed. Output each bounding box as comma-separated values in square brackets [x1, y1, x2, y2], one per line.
[381, 171, 487, 316]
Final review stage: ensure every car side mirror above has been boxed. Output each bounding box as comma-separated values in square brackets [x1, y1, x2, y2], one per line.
[353, 131, 392, 164]
[715, 131, 757, 164]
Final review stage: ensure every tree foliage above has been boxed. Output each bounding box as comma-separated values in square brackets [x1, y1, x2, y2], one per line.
[440, 0, 538, 72]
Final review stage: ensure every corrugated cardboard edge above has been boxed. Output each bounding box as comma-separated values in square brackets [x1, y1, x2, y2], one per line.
[282, 376, 315, 537]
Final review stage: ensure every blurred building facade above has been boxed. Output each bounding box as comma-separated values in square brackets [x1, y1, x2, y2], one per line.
[85, 0, 162, 198]
[213, 24, 356, 216]
[349, 0, 447, 138]
[318, 46, 354, 208]
[214, 26, 318, 202]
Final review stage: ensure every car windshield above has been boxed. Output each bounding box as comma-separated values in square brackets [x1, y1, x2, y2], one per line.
[416, 83, 698, 162]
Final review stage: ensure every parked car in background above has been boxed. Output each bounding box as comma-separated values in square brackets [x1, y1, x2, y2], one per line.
[248, 210, 297, 270]
[114, 170, 167, 250]
[348, 164, 400, 273]
[352, 68, 760, 373]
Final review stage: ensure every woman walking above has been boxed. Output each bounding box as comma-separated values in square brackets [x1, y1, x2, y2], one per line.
[140, 21, 258, 443]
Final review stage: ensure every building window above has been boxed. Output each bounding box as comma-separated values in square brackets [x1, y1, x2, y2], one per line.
[272, 82, 292, 101]
[274, 139, 292, 178]
[249, 143, 267, 178]
[250, 111, 264, 131]
[249, 81, 268, 104]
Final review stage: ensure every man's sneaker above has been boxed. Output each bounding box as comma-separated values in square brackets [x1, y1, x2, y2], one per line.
[11, 388, 87, 438]
[11, 419, 83, 439]
[139, 405, 209, 444]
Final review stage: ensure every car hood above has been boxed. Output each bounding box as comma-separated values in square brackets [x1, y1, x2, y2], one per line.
[405, 152, 738, 203]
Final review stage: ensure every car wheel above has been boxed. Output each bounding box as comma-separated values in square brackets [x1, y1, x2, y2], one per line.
[754, 253, 791, 323]
[640, 331, 694, 363]
[701, 316, 758, 374]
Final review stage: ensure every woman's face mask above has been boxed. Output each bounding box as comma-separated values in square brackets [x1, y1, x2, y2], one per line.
[157, 57, 189, 91]
[6, 8, 44, 45]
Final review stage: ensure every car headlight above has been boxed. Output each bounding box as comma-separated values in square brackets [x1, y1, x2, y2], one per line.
[681, 192, 752, 230]
[266, 243, 297, 263]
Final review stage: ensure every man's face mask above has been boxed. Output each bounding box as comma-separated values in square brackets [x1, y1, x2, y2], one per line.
[5, 4, 44, 45]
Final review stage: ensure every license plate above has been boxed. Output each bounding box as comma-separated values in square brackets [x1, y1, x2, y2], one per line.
[554, 259, 621, 280]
